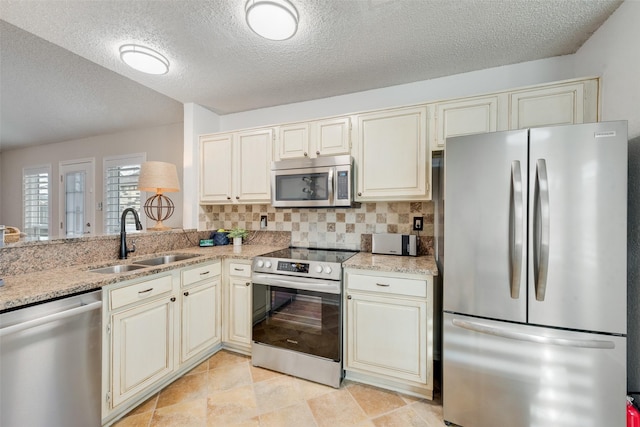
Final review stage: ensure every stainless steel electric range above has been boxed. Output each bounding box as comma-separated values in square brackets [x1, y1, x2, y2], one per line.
[251, 247, 358, 388]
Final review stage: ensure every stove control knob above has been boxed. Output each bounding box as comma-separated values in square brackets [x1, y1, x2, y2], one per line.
[315, 265, 323, 273]
[324, 266, 333, 274]
[265, 261, 272, 268]
[256, 260, 264, 268]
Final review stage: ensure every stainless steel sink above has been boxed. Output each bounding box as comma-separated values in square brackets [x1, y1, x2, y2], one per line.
[88, 264, 147, 274]
[135, 254, 201, 266]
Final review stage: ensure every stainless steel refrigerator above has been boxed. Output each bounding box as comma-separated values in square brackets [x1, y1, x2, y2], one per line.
[442, 121, 627, 427]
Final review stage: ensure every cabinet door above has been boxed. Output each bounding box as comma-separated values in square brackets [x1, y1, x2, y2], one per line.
[235, 128, 273, 203]
[226, 277, 252, 347]
[346, 292, 427, 384]
[509, 79, 598, 129]
[314, 116, 351, 157]
[181, 278, 221, 363]
[430, 95, 503, 150]
[277, 123, 310, 160]
[200, 134, 233, 203]
[111, 296, 175, 407]
[356, 107, 429, 201]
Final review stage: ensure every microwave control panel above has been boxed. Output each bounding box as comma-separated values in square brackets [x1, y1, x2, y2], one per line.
[337, 170, 349, 200]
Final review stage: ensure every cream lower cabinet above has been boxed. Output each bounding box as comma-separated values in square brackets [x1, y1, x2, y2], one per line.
[222, 259, 253, 353]
[106, 274, 177, 409]
[200, 128, 273, 204]
[344, 269, 434, 399]
[180, 262, 222, 363]
[102, 261, 222, 425]
[354, 106, 430, 201]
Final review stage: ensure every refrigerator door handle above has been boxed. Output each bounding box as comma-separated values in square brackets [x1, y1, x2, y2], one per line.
[451, 319, 616, 349]
[534, 159, 551, 301]
[509, 160, 524, 299]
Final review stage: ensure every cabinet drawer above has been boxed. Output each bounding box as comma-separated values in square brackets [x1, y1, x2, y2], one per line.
[110, 275, 174, 310]
[229, 262, 251, 278]
[347, 273, 427, 298]
[182, 262, 221, 287]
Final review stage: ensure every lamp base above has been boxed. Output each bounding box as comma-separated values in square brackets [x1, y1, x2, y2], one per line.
[147, 219, 171, 231]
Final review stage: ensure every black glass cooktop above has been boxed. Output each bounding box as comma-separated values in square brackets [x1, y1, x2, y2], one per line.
[260, 247, 358, 264]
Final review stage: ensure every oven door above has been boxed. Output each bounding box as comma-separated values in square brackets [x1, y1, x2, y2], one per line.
[252, 276, 342, 361]
[271, 166, 334, 208]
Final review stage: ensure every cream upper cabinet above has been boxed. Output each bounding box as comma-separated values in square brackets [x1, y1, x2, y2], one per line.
[277, 123, 310, 159]
[200, 134, 233, 203]
[344, 269, 434, 399]
[235, 129, 273, 203]
[200, 128, 273, 204]
[313, 116, 351, 157]
[509, 78, 598, 130]
[429, 94, 508, 151]
[355, 106, 430, 201]
[275, 116, 351, 160]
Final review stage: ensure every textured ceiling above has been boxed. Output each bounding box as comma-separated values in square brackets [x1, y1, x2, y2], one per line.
[0, 0, 623, 151]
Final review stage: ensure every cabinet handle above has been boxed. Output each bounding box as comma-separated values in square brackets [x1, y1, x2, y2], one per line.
[183, 291, 189, 296]
[245, 282, 251, 287]
[347, 295, 352, 299]
[226, 196, 231, 200]
[357, 192, 362, 196]
[316, 150, 320, 155]
[138, 288, 153, 294]
[304, 152, 308, 157]
[234, 267, 244, 271]
[200, 271, 210, 275]
[236, 196, 240, 200]
[170, 297, 176, 302]
[376, 283, 390, 287]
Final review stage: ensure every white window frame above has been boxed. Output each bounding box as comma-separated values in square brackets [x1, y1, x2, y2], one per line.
[23, 164, 52, 240]
[103, 153, 146, 235]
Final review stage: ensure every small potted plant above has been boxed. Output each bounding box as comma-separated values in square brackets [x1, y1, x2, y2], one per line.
[227, 227, 248, 246]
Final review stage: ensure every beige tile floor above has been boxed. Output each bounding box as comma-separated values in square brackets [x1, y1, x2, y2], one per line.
[113, 350, 445, 427]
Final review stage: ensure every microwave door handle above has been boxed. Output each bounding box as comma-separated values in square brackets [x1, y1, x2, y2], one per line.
[328, 168, 334, 204]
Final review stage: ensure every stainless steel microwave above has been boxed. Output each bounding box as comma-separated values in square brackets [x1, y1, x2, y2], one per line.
[271, 155, 355, 208]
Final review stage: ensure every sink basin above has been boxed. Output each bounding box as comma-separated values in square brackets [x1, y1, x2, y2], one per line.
[135, 254, 201, 266]
[89, 264, 147, 274]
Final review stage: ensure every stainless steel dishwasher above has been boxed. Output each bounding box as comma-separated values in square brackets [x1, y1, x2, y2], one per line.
[0, 289, 102, 427]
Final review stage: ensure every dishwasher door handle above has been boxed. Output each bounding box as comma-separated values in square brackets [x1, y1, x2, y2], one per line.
[0, 300, 102, 337]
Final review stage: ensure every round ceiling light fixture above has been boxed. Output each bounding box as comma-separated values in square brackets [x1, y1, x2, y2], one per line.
[119, 44, 170, 75]
[245, 0, 299, 41]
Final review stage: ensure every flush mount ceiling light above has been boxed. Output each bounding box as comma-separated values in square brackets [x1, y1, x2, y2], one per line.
[245, 0, 299, 41]
[119, 44, 170, 75]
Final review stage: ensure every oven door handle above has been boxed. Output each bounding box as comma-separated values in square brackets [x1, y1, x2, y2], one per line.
[251, 273, 341, 295]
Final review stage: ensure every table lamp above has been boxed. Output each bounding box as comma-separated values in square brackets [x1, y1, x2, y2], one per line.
[137, 161, 180, 231]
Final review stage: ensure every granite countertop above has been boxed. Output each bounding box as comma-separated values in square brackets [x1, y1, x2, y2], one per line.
[0, 244, 285, 312]
[1, 245, 438, 312]
[343, 252, 439, 276]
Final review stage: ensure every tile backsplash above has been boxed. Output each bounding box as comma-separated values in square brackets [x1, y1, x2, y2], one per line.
[199, 202, 434, 252]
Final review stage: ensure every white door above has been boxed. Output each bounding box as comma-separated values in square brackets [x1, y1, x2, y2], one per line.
[59, 159, 95, 237]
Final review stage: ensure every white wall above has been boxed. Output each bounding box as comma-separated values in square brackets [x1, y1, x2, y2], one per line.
[219, 55, 576, 131]
[0, 122, 183, 236]
[574, 0, 640, 139]
[183, 103, 220, 229]
[572, 0, 640, 395]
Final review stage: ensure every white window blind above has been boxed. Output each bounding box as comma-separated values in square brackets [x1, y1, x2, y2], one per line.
[23, 165, 51, 240]
[104, 154, 145, 234]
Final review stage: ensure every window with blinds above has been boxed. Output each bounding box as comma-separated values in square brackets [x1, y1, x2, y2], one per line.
[23, 165, 51, 239]
[104, 154, 145, 234]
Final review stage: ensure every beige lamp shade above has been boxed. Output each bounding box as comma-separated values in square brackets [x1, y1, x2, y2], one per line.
[138, 161, 180, 194]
